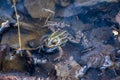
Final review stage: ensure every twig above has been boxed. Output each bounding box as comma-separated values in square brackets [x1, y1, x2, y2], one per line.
[13, 0, 22, 55]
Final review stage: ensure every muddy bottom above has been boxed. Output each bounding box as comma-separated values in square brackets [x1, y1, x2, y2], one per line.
[0, 0, 120, 80]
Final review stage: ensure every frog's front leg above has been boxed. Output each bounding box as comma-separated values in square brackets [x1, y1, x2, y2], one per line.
[54, 46, 64, 61]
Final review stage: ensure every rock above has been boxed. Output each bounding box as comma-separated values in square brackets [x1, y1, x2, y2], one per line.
[74, 0, 117, 6]
[55, 56, 83, 80]
[55, 0, 74, 7]
[55, 0, 119, 17]
[1, 29, 40, 49]
[117, 50, 120, 54]
[115, 11, 120, 25]
[0, 76, 46, 80]
[24, 0, 55, 18]
[0, 44, 27, 73]
[118, 36, 120, 43]
[27, 39, 40, 48]
[0, 0, 15, 23]
[0, 44, 10, 70]
[111, 76, 120, 80]
[0, 76, 18, 80]
[90, 27, 113, 43]
[2, 55, 26, 72]
[112, 30, 119, 36]
[55, 0, 116, 8]
[81, 44, 114, 68]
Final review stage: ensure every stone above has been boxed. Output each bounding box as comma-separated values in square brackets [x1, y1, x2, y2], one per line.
[2, 56, 26, 72]
[0, 44, 10, 70]
[118, 36, 120, 43]
[0, 76, 46, 80]
[0, 44, 26, 73]
[55, 0, 74, 7]
[115, 11, 120, 25]
[0, 0, 15, 23]
[55, 0, 118, 17]
[74, 0, 117, 6]
[24, 0, 55, 18]
[55, 56, 83, 80]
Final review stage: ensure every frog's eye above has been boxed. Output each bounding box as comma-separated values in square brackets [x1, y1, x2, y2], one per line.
[52, 39, 58, 45]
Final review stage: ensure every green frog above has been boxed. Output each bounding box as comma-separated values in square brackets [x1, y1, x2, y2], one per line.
[28, 21, 82, 60]
[43, 30, 68, 52]
[42, 28, 82, 51]
[40, 29, 81, 61]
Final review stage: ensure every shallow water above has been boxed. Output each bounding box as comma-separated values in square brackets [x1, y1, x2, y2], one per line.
[0, 0, 120, 80]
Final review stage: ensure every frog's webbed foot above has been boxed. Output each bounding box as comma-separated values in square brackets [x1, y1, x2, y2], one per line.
[54, 46, 64, 61]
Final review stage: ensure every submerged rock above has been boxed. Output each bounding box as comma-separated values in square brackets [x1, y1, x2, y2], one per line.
[0, 76, 46, 80]
[24, 0, 55, 18]
[55, 0, 74, 7]
[54, 56, 83, 80]
[81, 43, 115, 68]
[74, 0, 117, 6]
[0, 0, 16, 23]
[0, 44, 10, 70]
[0, 44, 26, 72]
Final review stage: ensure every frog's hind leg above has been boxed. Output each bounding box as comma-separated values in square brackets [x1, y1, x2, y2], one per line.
[54, 46, 64, 61]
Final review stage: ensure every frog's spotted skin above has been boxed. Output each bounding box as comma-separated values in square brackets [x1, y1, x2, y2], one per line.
[42, 21, 84, 53]
[42, 30, 68, 53]
[45, 30, 68, 48]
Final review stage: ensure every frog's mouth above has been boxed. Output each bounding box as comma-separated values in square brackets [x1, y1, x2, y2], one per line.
[42, 45, 58, 53]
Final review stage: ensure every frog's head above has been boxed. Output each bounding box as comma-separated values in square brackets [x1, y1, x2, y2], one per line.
[43, 30, 68, 53]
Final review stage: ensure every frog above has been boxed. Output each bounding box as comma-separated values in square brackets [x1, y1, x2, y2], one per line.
[41, 30, 68, 53]
[43, 29, 82, 50]
[40, 28, 82, 61]
[32, 19, 88, 61]
[37, 30, 68, 61]
[27, 20, 84, 61]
